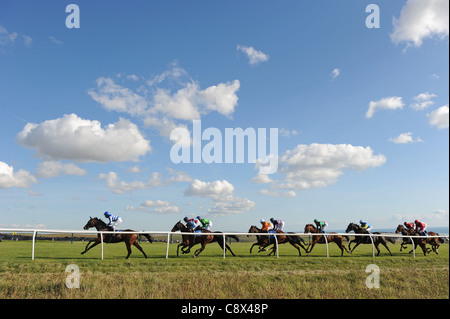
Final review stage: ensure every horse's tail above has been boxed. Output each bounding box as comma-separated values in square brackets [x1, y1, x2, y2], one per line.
[287, 233, 306, 244]
[140, 233, 154, 243]
[343, 235, 350, 242]
[437, 234, 445, 243]
[225, 235, 239, 242]
[386, 236, 396, 244]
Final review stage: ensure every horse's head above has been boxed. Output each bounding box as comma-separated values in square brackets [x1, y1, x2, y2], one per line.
[395, 224, 404, 234]
[345, 223, 357, 233]
[304, 224, 316, 233]
[247, 225, 259, 237]
[83, 217, 97, 230]
[171, 221, 184, 232]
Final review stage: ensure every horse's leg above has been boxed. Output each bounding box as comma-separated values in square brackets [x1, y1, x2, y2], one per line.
[374, 243, 381, 256]
[194, 242, 206, 258]
[380, 240, 392, 256]
[81, 239, 100, 254]
[350, 242, 360, 254]
[133, 240, 148, 258]
[289, 242, 302, 256]
[125, 242, 132, 259]
[250, 242, 259, 254]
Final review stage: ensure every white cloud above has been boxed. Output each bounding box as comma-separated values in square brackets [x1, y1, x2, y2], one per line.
[331, 68, 340, 79]
[0, 161, 37, 189]
[126, 200, 180, 214]
[411, 92, 437, 110]
[48, 36, 63, 45]
[257, 144, 386, 193]
[390, 0, 449, 48]
[389, 132, 423, 144]
[16, 114, 151, 163]
[366, 96, 404, 118]
[258, 189, 297, 198]
[0, 25, 18, 46]
[36, 161, 87, 178]
[252, 174, 273, 184]
[279, 128, 298, 138]
[237, 45, 269, 65]
[98, 171, 164, 194]
[184, 179, 234, 198]
[88, 77, 148, 116]
[185, 179, 255, 216]
[428, 105, 449, 129]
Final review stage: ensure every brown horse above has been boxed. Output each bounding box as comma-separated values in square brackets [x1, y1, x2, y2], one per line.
[304, 224, 349, 257]
[247, 226, 308, 256]
[171, 221, 238, 257]
[345, 223, 395, 256]
[81, 217, 153, 259]
[395, 225, 438, 255]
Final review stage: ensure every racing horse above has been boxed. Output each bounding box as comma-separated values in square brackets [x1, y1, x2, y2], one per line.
[395, 225, 442, 255]
[304, 224, 350, 257]
[247, 225, 308, 256]
[171, 221, 239, 257]
[81, 217, 153, 259]
[345, 223, 395, 256]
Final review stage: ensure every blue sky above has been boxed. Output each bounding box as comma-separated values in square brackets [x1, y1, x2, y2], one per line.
[0, 0, 448, 232]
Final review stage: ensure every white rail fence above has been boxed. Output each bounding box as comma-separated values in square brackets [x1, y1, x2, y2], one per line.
[0, 228, 448, 260]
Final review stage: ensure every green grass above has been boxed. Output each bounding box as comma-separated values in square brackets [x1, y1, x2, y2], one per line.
[0, 239, 448, 299]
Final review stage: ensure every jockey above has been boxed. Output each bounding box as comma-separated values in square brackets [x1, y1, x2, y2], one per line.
[404, 222, 414, 231]
[184, 217, 201, 232]
[414, 220, 427, 236]
[104, 211, 122, 231]
[260, 219, 274, 232]
[314, 219, 328, 233]
[197, 216, 213, 231]
[270, 218, 285, 232]
[359, 220, 372, 233]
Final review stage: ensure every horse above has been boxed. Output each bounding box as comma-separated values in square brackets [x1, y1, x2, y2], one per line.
[395, 225, 439, 255]
[171, 221, 239, 257]
[247, 226, 308, 256]
[81, 217, 153, 259]
[304, 224, 350, 257]
[345, 223, 395, 256]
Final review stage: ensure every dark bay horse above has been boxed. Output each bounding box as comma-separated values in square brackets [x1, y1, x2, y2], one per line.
[247, 226, 308, 256]
[345, 223, 394, 256]
[171, 221, 239, 257]
[395, 225, 442, 255]
[304, 224, 349, 257]
[81, 217, 153, 259]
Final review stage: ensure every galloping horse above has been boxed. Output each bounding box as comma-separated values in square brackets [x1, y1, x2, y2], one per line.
[81, 217, 153, 259]
[171, 221, 239, 257]
[345, 223, 395, 256]
[304, 224, 349, 257]
[247, 226, 308, 256]
[395, 225, 441, 255]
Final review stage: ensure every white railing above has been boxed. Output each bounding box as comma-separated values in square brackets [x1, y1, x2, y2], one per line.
[0, 228, 447, 260]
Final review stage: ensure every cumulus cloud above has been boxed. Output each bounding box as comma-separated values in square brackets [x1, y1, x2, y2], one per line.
[427, 105, 449, 129]
[237, 45, 269, 65]
[87, 77, 148, 116]
[36, 161, 87, 178]
[126, 200, 180, 214]
[184, 179, 255, 216]
[16, 114, 151, 163]
[411, 92, 437, 110]
[256, 144, 386, 194]
[390, 0, 449, 48]
[88, 65, 240, 137]
[0, 161, 37, 189]
[98, 171, 164, 194]
[389, 132, 423, 144]
[366, 96, 404, 118]
[184, 179, 234, 198]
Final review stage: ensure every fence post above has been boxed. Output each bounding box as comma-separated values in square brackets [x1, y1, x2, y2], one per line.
[324, 234, 329, 258]
[100, 232, 104, 260]
[368, 234, 375, 258]
[31, 231, 36, 260]
[274, 233, 279, 258]
[223, 233, 226, 259]
[166, 233, 170, 259]
[410, 236, 415, 258]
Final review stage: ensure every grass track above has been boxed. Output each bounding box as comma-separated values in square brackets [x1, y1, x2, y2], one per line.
[0, 240, 448, 299]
